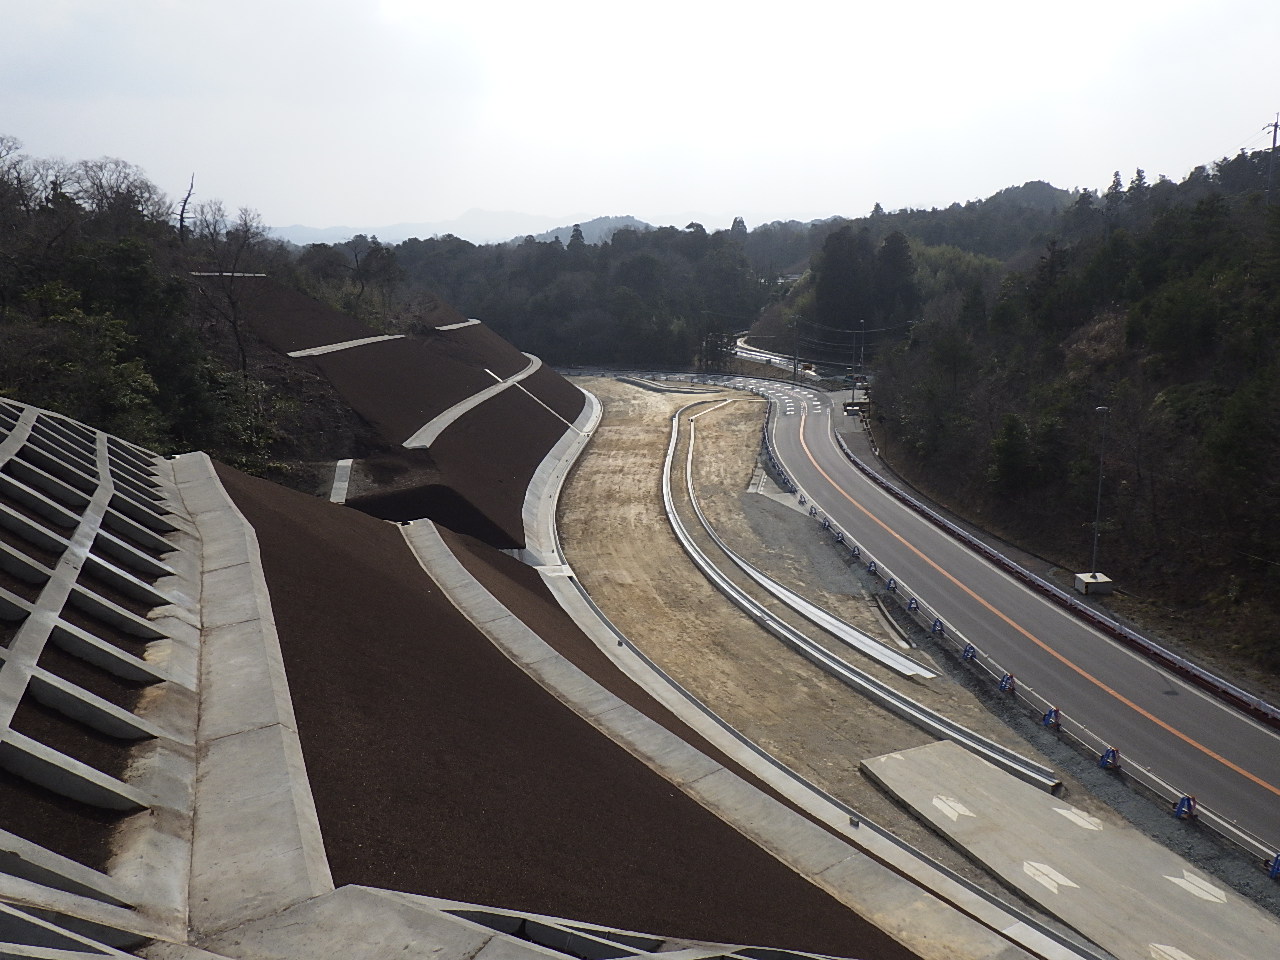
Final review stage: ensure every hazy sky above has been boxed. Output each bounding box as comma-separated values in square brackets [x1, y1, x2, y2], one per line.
[3, 0, 1278, 239]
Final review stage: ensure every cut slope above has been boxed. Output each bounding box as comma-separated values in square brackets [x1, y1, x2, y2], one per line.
[231, 277, 586, 547]
[215, 462, 914, 959]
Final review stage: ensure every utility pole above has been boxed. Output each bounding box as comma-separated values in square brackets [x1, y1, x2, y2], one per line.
[1268, 113, 1279, 206]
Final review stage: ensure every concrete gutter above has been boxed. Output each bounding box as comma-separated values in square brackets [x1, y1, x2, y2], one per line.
[402, 354, 543, 449]
[170, 452, 333, 939]
[286, 336, 404, 358]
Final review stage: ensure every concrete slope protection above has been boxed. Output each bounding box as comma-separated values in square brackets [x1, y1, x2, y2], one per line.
[230, 276, 585, 547]
[759, 379, 1280, 857]
[213, 463, 911, 958]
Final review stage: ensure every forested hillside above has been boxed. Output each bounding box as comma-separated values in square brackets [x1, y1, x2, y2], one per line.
[4, 131, 1278, 665]
[0, 136, 361, 475]
[866, 155, 1280, 664]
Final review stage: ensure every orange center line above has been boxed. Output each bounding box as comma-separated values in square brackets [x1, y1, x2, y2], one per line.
[793, 408, 1280, 800]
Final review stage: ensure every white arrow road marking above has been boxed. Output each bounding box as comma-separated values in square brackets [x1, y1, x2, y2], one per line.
[1054, 807, 1104, 831]
[1149, 945, 1199, 960]
[1164, 871, 1226, 903]
[1023, 861, 1079, 894]
[932, 796, 976, 821]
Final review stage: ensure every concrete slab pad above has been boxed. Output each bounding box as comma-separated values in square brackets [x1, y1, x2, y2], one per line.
[200, 886, 495, 960]
[862, 741, 1280, 960]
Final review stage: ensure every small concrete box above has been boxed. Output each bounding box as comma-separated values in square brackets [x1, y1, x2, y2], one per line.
[1074, 572, 1114, 595]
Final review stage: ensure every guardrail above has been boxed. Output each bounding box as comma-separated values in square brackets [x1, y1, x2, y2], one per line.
[830, 428, 1280, 731]
[671, 401, 1060, 792]
[758, 405, 1280, 869]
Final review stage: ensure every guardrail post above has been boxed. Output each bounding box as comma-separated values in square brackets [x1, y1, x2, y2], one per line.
[851, 545, 860, 558]
[885, 577, 897, 592]
[866, 560, 877, 574]
[907, 597, 918, 612]
[933, 618, 945, 636]
[1173, 795, 1198, 820]
[999, 674, 1016, 693]
[1042, 707, 1061, 729]
[1099, 747, 1120, 769]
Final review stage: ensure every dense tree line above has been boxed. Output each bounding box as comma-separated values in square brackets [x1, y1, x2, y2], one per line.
[0, 136, 305, 472]
[293, 221, 769, 368]
[870, 149, 1280, 663]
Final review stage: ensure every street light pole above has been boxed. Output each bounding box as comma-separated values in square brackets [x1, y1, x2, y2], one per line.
[791, 316, 799, 383]
[1090, 406, 1110, 575]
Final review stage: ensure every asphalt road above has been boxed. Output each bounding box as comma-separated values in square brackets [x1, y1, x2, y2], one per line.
[746, 378, 1280, 860]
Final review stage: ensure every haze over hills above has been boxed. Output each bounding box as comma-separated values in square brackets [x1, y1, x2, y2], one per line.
[273, 209, 744, 246]
[272, 208, 573, 246]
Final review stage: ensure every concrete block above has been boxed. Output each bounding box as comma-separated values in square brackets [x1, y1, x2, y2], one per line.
[678, 766, 853, 878]
[198, 620, 295, 742]
[198, 562, 265, 630]
[189, 724, 331, 937]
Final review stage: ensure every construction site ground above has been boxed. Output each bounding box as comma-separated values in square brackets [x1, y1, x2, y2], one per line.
[556, 375, 1280, 927]
[556, 378, 1107, 912]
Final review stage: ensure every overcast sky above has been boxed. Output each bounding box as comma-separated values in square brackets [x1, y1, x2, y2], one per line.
[3, 1, 1278, 240]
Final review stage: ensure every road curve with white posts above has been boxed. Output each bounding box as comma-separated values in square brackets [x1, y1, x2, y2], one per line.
[748, 377, 1280, 862]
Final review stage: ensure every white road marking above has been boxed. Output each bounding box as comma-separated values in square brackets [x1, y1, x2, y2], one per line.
[1054, 807, 1104, 831]
[1164, 871, 1226, 903]
[932, 796, 976, 821]
[1023, 861, 1078, 894]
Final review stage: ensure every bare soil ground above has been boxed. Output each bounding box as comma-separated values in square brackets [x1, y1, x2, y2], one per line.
[557, 378, 1128, 910]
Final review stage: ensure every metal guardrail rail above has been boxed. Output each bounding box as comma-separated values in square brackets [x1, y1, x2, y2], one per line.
[688, 405, 934, 679]
[667, 400, 1061, 793]
[754, 395, 1280, 868]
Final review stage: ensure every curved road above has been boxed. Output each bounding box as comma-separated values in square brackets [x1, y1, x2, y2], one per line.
[746, 378, 1280, 858]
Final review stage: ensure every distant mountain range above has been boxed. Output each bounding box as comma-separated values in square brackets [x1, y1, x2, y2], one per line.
[271, 210, 658, 247]
[269, 209, 753, 247]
